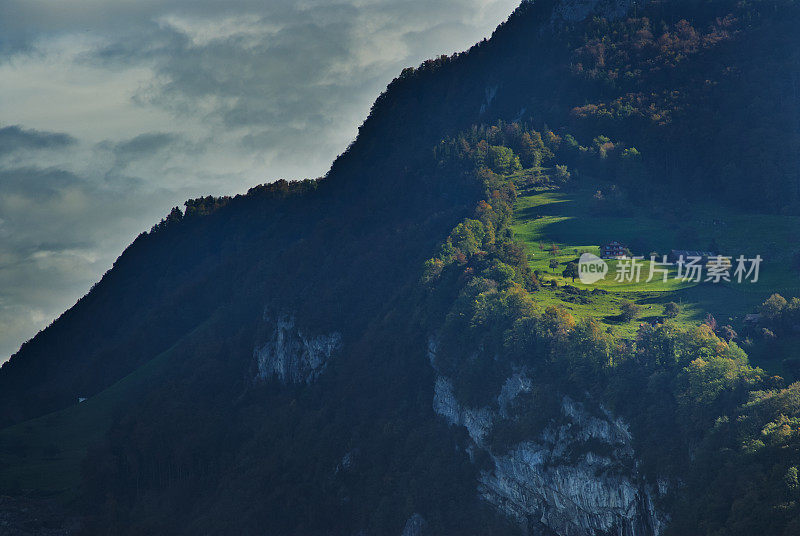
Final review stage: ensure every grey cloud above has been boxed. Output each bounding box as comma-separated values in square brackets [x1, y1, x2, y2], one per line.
[82, 0, 520, 164]
[0, 167, 83, 199]
[0, 125, 76, 155]
[133, 21, 362, 126]
[100, 132, 183, 171]
[113, 132, 178, 156]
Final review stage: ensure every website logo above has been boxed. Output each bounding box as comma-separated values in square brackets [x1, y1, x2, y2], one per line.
[578, 253, 608, 284]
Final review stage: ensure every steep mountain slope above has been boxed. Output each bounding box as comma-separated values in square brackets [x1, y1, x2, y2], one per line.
[2, 0, 800, 534]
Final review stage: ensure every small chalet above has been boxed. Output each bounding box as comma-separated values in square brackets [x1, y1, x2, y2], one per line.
[601, 241, 626, 259]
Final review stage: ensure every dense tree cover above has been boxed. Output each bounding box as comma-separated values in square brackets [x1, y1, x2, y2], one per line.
[759, 294, 800, 336]
[562, 0, 800, 210]
[416, 118, 800, 533]
[669, 383, 800, 535]
[358, 0, 800, 211]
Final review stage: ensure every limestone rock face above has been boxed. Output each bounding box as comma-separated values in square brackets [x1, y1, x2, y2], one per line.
[479, 396, 664, 536]
[433, 376, 495, 444]
[400, 513, 428, 536]
[254, 313, 342, 384]
[428, 337, 666, 536]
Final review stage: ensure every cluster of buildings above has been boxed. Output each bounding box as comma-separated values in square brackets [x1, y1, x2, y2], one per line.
[601, 241, 720, 265]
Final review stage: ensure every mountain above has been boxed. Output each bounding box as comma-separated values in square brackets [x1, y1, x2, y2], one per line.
[1, 0, 800, 534]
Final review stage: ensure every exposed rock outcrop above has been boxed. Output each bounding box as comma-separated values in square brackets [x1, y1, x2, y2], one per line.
[433, 376, 495, 444]
[335, 449, 359, 475]
[428, 337, 666, 536]
[400, 513, 428, 536]
[254, 313, 342, 384]
[479, 396, 664, 536]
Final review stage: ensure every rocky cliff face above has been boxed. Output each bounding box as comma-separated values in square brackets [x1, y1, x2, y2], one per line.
[479, 396, 665, 536]
[428, 338, 666, 536]
[400, 513, 428, 536]
[254, 313, 342, 384]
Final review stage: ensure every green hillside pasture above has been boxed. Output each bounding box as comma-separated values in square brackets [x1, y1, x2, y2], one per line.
[511, 184, 800, 338]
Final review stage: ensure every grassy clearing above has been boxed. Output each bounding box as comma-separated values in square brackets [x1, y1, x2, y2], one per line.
[511, 180, 800, 340]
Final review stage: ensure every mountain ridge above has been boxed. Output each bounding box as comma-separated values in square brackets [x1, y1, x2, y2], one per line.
[2, 0, 800, 534]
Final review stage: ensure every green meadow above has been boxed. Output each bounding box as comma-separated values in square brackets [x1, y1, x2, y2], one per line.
[511, 180, 800, 342]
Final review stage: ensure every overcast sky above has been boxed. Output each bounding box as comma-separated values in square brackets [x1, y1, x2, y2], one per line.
[0, 0, 520, 362]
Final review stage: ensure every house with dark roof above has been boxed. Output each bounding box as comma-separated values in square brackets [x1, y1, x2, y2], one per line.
[601, 241, 626, 259]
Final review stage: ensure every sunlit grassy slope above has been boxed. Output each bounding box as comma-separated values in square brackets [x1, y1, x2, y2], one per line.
[511, 179, 800, 342]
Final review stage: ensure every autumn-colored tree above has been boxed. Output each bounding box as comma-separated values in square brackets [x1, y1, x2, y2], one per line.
[518, 132, 542, 168]
[761, 294, 788, 321]
[487, 145, 522, 174]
